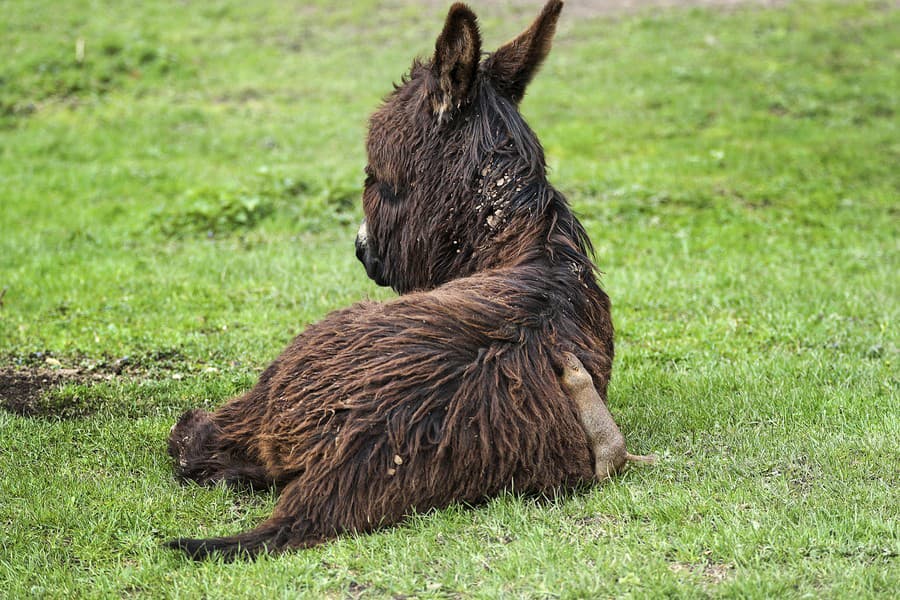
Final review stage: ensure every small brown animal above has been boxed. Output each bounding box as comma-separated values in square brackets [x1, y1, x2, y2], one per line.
[166, 0, 650, 560]
[557, 352, 655, 480]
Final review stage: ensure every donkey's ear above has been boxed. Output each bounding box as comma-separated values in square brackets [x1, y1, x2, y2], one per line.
[431, 3, 481, 121]
[484, 0, 563, 103]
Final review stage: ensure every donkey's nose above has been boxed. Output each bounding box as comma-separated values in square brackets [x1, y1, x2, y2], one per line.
[355, 219, 368, 262]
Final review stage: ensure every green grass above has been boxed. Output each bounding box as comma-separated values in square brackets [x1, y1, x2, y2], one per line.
[1, 0, 897, 597]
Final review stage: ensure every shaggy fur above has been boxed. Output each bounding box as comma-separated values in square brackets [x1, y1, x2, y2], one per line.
[167, 1, 636, 560]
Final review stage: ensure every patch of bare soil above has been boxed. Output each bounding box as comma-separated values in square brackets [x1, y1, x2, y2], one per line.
[422, 0, 788, 19]
[0, 368, 105, 417]
[1, 348, 244, 418]
[0, 349, 199, 418]
[669, 560, 734, 585]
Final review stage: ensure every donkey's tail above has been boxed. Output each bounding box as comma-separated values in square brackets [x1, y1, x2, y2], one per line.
[165, 517, 318, 561]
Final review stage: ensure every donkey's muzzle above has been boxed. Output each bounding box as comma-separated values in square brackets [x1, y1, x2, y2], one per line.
[355, 219, 389, 287]
[354, 220, 368, 264]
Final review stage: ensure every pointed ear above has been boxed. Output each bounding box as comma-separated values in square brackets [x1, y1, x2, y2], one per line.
[431, 3, 481, 122]
[484, 0, 563, 103]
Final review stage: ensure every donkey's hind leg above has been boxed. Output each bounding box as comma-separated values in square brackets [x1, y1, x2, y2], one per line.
[558, 352, 655, 481]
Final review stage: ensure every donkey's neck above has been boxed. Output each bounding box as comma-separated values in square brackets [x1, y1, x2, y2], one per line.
[473, 179, 598, 284]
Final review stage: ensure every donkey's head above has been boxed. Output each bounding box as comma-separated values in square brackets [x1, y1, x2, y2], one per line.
[357, 1, 582, 294]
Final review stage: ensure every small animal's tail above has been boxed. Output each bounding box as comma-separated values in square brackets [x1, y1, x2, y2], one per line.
[625, 452, 657, 465]
[165, 517, 316, 561]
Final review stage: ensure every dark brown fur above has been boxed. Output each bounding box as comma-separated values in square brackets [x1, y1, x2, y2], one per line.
[167, 1, 629, 560]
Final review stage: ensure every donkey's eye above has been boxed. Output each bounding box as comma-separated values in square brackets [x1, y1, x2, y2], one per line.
[364, 165, 376, 187]
[379, 182, 401, 204]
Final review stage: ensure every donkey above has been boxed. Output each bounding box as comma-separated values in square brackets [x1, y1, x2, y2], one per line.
[166, 0, 651, 560]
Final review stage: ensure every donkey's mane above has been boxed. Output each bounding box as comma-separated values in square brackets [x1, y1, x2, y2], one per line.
[384, 60, 599, 290]
[466, 75, 598, 279]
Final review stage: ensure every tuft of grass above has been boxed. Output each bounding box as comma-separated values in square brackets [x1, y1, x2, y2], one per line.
[152, 188, 275, 238]
[1, 0, 897, 597]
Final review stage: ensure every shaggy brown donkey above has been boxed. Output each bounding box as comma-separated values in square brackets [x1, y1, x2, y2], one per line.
[167, 0, 650, 560]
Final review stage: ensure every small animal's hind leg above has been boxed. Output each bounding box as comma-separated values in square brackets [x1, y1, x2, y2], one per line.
[558, 352, 655, 481]
[168, 407, 273, 490]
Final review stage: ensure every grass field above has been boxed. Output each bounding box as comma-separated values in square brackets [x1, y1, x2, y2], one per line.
[1, 0, 897, 597]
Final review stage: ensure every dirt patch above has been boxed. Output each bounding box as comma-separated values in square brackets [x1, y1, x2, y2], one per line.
[571, 513, 629, 539]
[576, 513, 623, 527]
[1, 349, 195, 418]
[669, 559, 734, 585]
[564, 0, 786, 18]
[1, 349, 249, 418]
[0, 367, 107, 417]
[421, 0, 788, 19]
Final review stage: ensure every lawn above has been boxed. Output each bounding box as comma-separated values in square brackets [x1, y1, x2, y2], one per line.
[1, 0, 897, 597]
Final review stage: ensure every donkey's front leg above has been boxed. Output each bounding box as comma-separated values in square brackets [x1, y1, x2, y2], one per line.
[168, 383, 274, 490]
